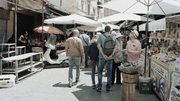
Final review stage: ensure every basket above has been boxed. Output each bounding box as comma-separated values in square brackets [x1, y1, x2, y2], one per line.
[122, 73, 138, 84]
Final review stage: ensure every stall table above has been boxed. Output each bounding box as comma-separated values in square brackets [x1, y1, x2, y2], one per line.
[150, 57, 175, 101]
[1, 52, 44, 82]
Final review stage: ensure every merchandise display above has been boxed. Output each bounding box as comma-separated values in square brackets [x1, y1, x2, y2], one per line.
[119, 61, 143, 74]
[150, 57, 175, 101]
[146, 15, 180, 101]
[169, 72, 180, 101]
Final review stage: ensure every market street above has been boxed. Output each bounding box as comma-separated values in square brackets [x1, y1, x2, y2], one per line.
[0, 67, 159, 101]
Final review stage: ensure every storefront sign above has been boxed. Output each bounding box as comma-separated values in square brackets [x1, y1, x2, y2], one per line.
[151, 61, 168, 80]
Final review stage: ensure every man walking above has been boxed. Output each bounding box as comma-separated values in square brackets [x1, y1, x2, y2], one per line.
[96, 26, 117, 92]
[79, 31, 91, 68]
[65, 29, 84, 87]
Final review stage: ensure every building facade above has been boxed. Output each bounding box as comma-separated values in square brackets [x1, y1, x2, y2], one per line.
[47, 0, 105, 20]
[47, 0, 117, 19]
[0, 0, 117, 43]
[2, 0, 68, 43]
[0, 0, 8, 43]
[103, 0, 118, 17]
[47, 0, 95, 18]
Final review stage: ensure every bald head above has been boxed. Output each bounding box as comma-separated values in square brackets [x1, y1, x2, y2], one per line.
[72, 29, 80, 36]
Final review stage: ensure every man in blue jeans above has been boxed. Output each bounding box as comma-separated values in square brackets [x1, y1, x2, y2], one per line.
[96, 26, 117, 92]
[65, 29, 84, 87]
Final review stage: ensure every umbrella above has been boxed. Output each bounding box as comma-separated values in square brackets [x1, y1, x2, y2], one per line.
[100, 0, 180, 76]
[77, 26, 103, 32]
[100, 0, 180, 15]
[98, 13, 154, 23]
[138, 18, 166, 31]
[44, 14, 98, 26]
[33, 25, 64, 34]
[77, 24, 120, 32]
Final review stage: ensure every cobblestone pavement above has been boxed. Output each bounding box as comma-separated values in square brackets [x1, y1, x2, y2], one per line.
[0, 67, 160, 101]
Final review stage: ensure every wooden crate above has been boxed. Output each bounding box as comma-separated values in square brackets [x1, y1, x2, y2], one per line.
[122, 73, 137, 84]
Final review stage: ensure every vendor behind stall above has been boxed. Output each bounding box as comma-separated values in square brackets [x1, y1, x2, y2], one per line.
[18, 31, 31, 52]
[126, 30, 142, 63]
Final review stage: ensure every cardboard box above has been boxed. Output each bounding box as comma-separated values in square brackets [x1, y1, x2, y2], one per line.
[0, 75, 16, 88]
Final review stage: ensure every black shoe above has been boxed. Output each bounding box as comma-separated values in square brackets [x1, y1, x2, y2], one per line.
[117, 82, 122, 85]
[85, 65, 88, 68]
[106, 88, 111, 92]
[69, 83, 73, 88]
[96, 87, 101, 92]
[106, 85, 111, 92]
[116, 82, 121, 84]
[92, 84, 96, 89]
[75, 79, 79, 83]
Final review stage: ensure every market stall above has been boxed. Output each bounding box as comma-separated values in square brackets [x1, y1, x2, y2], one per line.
[148, 15, 180, 101]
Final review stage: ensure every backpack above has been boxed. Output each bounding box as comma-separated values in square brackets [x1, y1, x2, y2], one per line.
[103, 34, 115, 56]
[88, 42, 99, 61]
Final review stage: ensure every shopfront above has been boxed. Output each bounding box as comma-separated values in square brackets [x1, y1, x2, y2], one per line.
[0, 1, 9, 44]
[145, 15, 180, 101]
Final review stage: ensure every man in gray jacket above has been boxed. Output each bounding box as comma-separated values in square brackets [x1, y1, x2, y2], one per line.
[79, 31, 91, 68]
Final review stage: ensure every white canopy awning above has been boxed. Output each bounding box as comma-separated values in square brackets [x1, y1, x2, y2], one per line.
[44, 14, 98, 26]
[100, 0, 180, 15]
[77, 24, 119, 32]
[138, 18, 166, 31]
[98, 13, 153, 23]
[77, 26, 103, 32]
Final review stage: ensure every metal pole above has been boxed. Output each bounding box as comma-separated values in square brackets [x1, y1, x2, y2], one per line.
[41, 0, 45, 51]
[144, 1, 150, 77]
[15, 0, 18, 55]
[42, 0, 44, 39]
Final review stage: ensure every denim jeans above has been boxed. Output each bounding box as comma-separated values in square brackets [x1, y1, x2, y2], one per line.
[90, 60, 98, 85]
[83, 46, 89, 67]
[68, 56, 81, 83]
[97, 58, 113, 88]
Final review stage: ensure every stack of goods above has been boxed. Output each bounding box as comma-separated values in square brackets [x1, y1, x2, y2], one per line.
[119, 60, 143, 74]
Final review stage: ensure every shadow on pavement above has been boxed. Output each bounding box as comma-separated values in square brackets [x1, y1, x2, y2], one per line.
[84, 72, 92, 75]
[81, 67, 97, 76]
[72, 82, 160, 101]
[44, 62, 69, 69]
[81, 67, 92, 71]
[52, 82, 69, 88]
[72, 82, 121, 101]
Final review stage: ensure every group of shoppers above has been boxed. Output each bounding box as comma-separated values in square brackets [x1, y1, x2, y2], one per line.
[65, 26, 142, 92]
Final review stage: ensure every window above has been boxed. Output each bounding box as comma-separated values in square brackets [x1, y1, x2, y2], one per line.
[88, 4, 90, 15]
[60, 0, 62, 7]
[81, 0, 83, 10]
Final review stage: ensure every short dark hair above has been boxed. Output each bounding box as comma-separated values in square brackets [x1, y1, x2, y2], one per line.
[105, 26, 111, 32]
